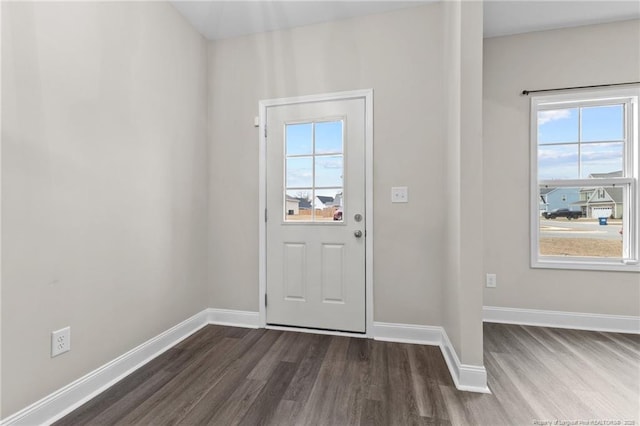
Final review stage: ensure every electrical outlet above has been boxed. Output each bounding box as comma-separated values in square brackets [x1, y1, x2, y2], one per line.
[486, 273, 497, 288]
[51, 327, 70, 357]
[391, 186, 408, 203]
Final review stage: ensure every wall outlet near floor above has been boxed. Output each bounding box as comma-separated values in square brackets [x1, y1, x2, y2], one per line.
[51, 326, 71, 357]
[486, 273, 497, 288]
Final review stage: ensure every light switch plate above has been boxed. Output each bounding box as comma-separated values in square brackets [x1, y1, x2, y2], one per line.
[391, 187, 408, 203]
[486, 273, 497, 288]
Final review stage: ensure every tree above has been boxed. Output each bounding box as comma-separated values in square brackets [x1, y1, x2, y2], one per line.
[296, 191, 310, 201]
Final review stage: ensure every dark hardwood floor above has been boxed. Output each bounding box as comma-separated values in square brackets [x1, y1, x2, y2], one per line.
[55, 323, 640, 425]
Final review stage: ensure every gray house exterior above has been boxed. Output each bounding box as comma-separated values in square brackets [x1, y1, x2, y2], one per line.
[573, 187, 623, 219]
[571, 171, 624, 219]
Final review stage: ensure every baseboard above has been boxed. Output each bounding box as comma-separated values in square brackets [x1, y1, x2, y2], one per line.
[439, 330, 490, 394]
[372, 321, 489, 393]
[207, 308, 260, 328]
[483, 306, 640, 334]
[0, 310, 209, 426]
[372, 321, 442, 345]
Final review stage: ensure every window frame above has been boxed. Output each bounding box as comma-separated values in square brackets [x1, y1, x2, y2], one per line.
[530, 87, 640, 272]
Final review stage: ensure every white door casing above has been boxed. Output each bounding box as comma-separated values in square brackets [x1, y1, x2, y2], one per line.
[259, 90, 373, 334]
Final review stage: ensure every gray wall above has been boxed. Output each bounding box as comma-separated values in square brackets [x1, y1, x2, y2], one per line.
[483, 20, 640, 316]
[207, 4, 448, 327]
[1, 2, 209, 417]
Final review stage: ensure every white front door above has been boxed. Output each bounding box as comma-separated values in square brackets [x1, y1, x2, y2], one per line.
[265, 97, 366, 333]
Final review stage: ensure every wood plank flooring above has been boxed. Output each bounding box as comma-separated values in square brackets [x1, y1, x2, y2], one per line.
[55, 323, 640, 425]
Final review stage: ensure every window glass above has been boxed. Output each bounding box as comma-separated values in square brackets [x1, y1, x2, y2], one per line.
[581, 105, 624, 142]
[538, 108, 578, 144]
[538, 144, 579, 180]
[285, 190, 312, 221]
[580, 142, 624, 178]
[539, 186, 623, 258]
[315, 188, 343, 222]
[286, 123, 313, 156]
[315, 155, 343, 187]
[284, 120, 344, 222]
[286, 157, 313, 188]
[315, 121, 343, 154]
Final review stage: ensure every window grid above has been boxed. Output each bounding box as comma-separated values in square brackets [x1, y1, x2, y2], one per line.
[284, 120, 344, 223]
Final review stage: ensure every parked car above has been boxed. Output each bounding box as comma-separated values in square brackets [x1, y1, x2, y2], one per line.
[542, 208, 582, 220]
[333, 208, 343, 221]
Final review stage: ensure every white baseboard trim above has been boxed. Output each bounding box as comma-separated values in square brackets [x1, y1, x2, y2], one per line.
[372, 321, 489, 394]
[483, 306, 640, 334]
[0, 310, 210, 426]
[372, 321, 442, 345]
[439, 331, 490, 394]
[207, 308, 260, 328]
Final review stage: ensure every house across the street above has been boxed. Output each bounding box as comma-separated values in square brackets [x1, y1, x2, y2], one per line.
[571, 171, 624, 219]
[540, 187, 581, 214]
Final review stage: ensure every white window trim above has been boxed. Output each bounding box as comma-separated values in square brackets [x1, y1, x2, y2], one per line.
[530, 87, 640, 272]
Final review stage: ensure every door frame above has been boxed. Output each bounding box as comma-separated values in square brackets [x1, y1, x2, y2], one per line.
[258, 89, 374, 337]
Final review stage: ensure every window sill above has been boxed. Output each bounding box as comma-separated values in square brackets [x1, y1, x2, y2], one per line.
[532, 258, 640, 272]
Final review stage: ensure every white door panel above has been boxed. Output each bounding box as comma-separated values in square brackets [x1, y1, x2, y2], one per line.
[266, 98, 366, 332]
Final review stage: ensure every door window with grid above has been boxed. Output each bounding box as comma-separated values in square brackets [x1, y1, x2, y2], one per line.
[284, 120, 344, 223]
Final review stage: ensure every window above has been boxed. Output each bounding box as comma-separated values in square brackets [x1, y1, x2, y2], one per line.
[531, 88, 639, 271]
[284, 120, 344, 222]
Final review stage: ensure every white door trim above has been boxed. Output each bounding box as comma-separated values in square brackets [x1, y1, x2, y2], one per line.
[258, 89, 374, 337]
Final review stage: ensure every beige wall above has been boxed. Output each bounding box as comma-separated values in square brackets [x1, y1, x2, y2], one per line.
[207, 4, 448, 326]
[442, 0, 485, 366]
[1, 2, 208, 417]
[483, 20, 640, 316]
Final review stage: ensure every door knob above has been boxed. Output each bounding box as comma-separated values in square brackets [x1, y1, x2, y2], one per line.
[354, 230, 363, 238]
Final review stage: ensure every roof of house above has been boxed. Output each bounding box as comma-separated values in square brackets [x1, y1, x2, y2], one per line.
[316, 195, 334, 205]
[588, 170, 623, 178]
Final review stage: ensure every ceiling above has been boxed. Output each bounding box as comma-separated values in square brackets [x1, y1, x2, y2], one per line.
[484, 1, 640, 38]
[169, 0, 640, 41]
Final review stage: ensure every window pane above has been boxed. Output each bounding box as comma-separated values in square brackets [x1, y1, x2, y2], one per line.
[315, 155, 343, 187]
[286, 123, 313, 155]
[286, 157, 313, 187]
[538, 144, 578, 180]
[539, 185, 624, 258]
[580, 142, 624, 178]
[315, 121, 343, 154]
[284, 190, 312, 221]
[315, 188, 342, 222]
[283, 120, 345, 224]
[538, 108, 578, 144]
[581, 105, 624, 142]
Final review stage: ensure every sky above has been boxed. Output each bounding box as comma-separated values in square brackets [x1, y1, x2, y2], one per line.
[538, 104, 625, 180]
[285, 121, 344, 194]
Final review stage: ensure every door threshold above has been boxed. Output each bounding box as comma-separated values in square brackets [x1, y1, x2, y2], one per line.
[266, 324, 368, 338]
